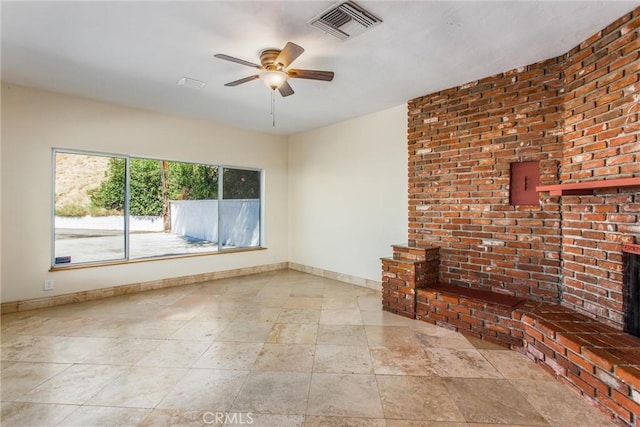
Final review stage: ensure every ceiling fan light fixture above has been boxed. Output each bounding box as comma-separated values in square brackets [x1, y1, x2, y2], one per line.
[259, 70, 287, 90]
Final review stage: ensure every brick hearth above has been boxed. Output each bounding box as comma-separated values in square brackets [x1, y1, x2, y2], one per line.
[416, 285, 640, 426]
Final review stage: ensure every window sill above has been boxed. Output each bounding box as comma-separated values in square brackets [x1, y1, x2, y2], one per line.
[49, 246, 267, 271]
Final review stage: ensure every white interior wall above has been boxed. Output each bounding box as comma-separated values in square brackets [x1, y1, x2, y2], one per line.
[1, 83, 407, 303]
[288, 105, 407, 283]
[1, 84, 289, 302]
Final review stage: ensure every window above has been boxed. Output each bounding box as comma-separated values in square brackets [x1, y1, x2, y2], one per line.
[220, 167, 261, 249]
[53, 149, 262, 267]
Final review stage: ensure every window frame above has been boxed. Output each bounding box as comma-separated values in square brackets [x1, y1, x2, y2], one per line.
[51, 148, 264, 269]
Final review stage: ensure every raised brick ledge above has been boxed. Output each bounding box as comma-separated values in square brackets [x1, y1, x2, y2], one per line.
[424, 283, 527, 309]
[416, 286, 530, 348]
[521, 309, 640, 426]
[415, 286, 640, 426]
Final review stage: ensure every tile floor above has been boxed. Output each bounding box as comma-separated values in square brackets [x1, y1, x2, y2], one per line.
[1, 270, 615, 426]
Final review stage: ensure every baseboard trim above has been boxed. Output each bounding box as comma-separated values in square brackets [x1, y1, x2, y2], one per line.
[287, 262, 382, 292]
[1, 262, 381, 315]
[0, 262, 288, 315]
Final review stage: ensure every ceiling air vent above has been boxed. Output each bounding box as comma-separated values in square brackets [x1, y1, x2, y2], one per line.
[309, 1, 382, 41]
[177, 77, 206, 90]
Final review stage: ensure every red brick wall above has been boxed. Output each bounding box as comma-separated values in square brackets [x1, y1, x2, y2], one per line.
[559, 9, 640, 328]
[408, 59, 564, 302]
[407, 6, 640, 327]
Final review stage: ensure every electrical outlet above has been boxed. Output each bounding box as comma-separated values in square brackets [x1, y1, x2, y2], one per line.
[43, 279, 54, 291]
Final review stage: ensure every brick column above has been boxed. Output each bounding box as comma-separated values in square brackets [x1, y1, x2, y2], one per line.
[381, 244, 440, 318]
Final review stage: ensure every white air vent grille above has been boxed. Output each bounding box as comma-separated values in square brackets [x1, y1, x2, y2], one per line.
[309, 1, 382, 41]
[177, 77, 206, 90]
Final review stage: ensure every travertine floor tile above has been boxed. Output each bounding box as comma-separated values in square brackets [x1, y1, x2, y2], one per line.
[15, 316, 95, 336]
[360, 310, 414, 326]
[79, 337, 162, 365]
[423, 348, 502, 379]
[57, 405, 150, 426]
[304, 416, 385, 426]
[364, 326, 420, 347]
[313, 345, 372, 374]
[251, 343, 315, 372]
[378, 375, 466, 422]
[357, 294, 382, 310]
[443, 378, 548, 425]
[227, 413, 304, 427]
[215, 320, 273, 342]
[232, 371, 310, 415]
[463, 335, 506, 351]
[319, 309, 362, 325]
[169, 319, 230, 341]
[1, 402, 78, 427]
[157, 368, 247, 411]
[413, 327, 476, 349]
[307, 373, 383, 418]
[254, 297, 287, 308]
[290, 288, 325, 298]
[276, 308, 321, 324]
[193, 342, 263, 370]
[115, 319, 186, 339]
[0, 360, 17, 370]
[20, 364, 126, 404]
[316, 324, 368, 346]
[322, 296, 359, 310]
[2, 335, 107, 363]
[369, 346, 436, 376]
[267, 323, 318, 344]
[88, 366, 187, 408]
[480, 350, 552, 381]
[193, 302, 246, 320]
[385, 421, 469, 427]
[511, 379, 617, 426]
[1, 362, 71, 400]
[256, 287, 293, 299]
[134, 339, 210, 368]
[234, 307, 283, 323]
[1, 316, 47, 335]
[151, 303, 205, 321]
[139, 408, 207, 427]
[285, 297, 324, 309]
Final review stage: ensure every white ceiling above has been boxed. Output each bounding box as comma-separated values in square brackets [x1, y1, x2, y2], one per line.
[2, 1, 637, 136]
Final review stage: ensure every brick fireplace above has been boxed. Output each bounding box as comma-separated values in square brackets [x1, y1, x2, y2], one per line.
[623, 243, 640, 337]
[384, 6, 639, 331]
[382, 7, 640, 425]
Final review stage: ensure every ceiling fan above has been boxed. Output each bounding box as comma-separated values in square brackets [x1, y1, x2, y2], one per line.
[214, 42, 334, 97]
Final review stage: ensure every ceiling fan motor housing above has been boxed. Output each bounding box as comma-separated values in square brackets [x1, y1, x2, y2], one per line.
[260, 49, 283, 70]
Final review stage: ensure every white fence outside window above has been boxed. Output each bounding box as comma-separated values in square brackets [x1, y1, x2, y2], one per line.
[55, 199, 260, 248]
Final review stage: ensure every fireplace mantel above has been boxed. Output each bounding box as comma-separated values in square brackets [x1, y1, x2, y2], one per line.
[623, 243, 640, 255]
[536, 177, 640, 196]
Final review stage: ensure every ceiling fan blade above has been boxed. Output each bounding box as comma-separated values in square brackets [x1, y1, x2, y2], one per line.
[287, 69, 334, 81]
[214, 54, 262, 69]
[275, 42, 304, 68]
[278, 81, 295, 97]
[224, 75, 259, 87]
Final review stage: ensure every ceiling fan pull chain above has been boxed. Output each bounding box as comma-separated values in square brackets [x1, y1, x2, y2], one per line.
[271, 89, 276, 127]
